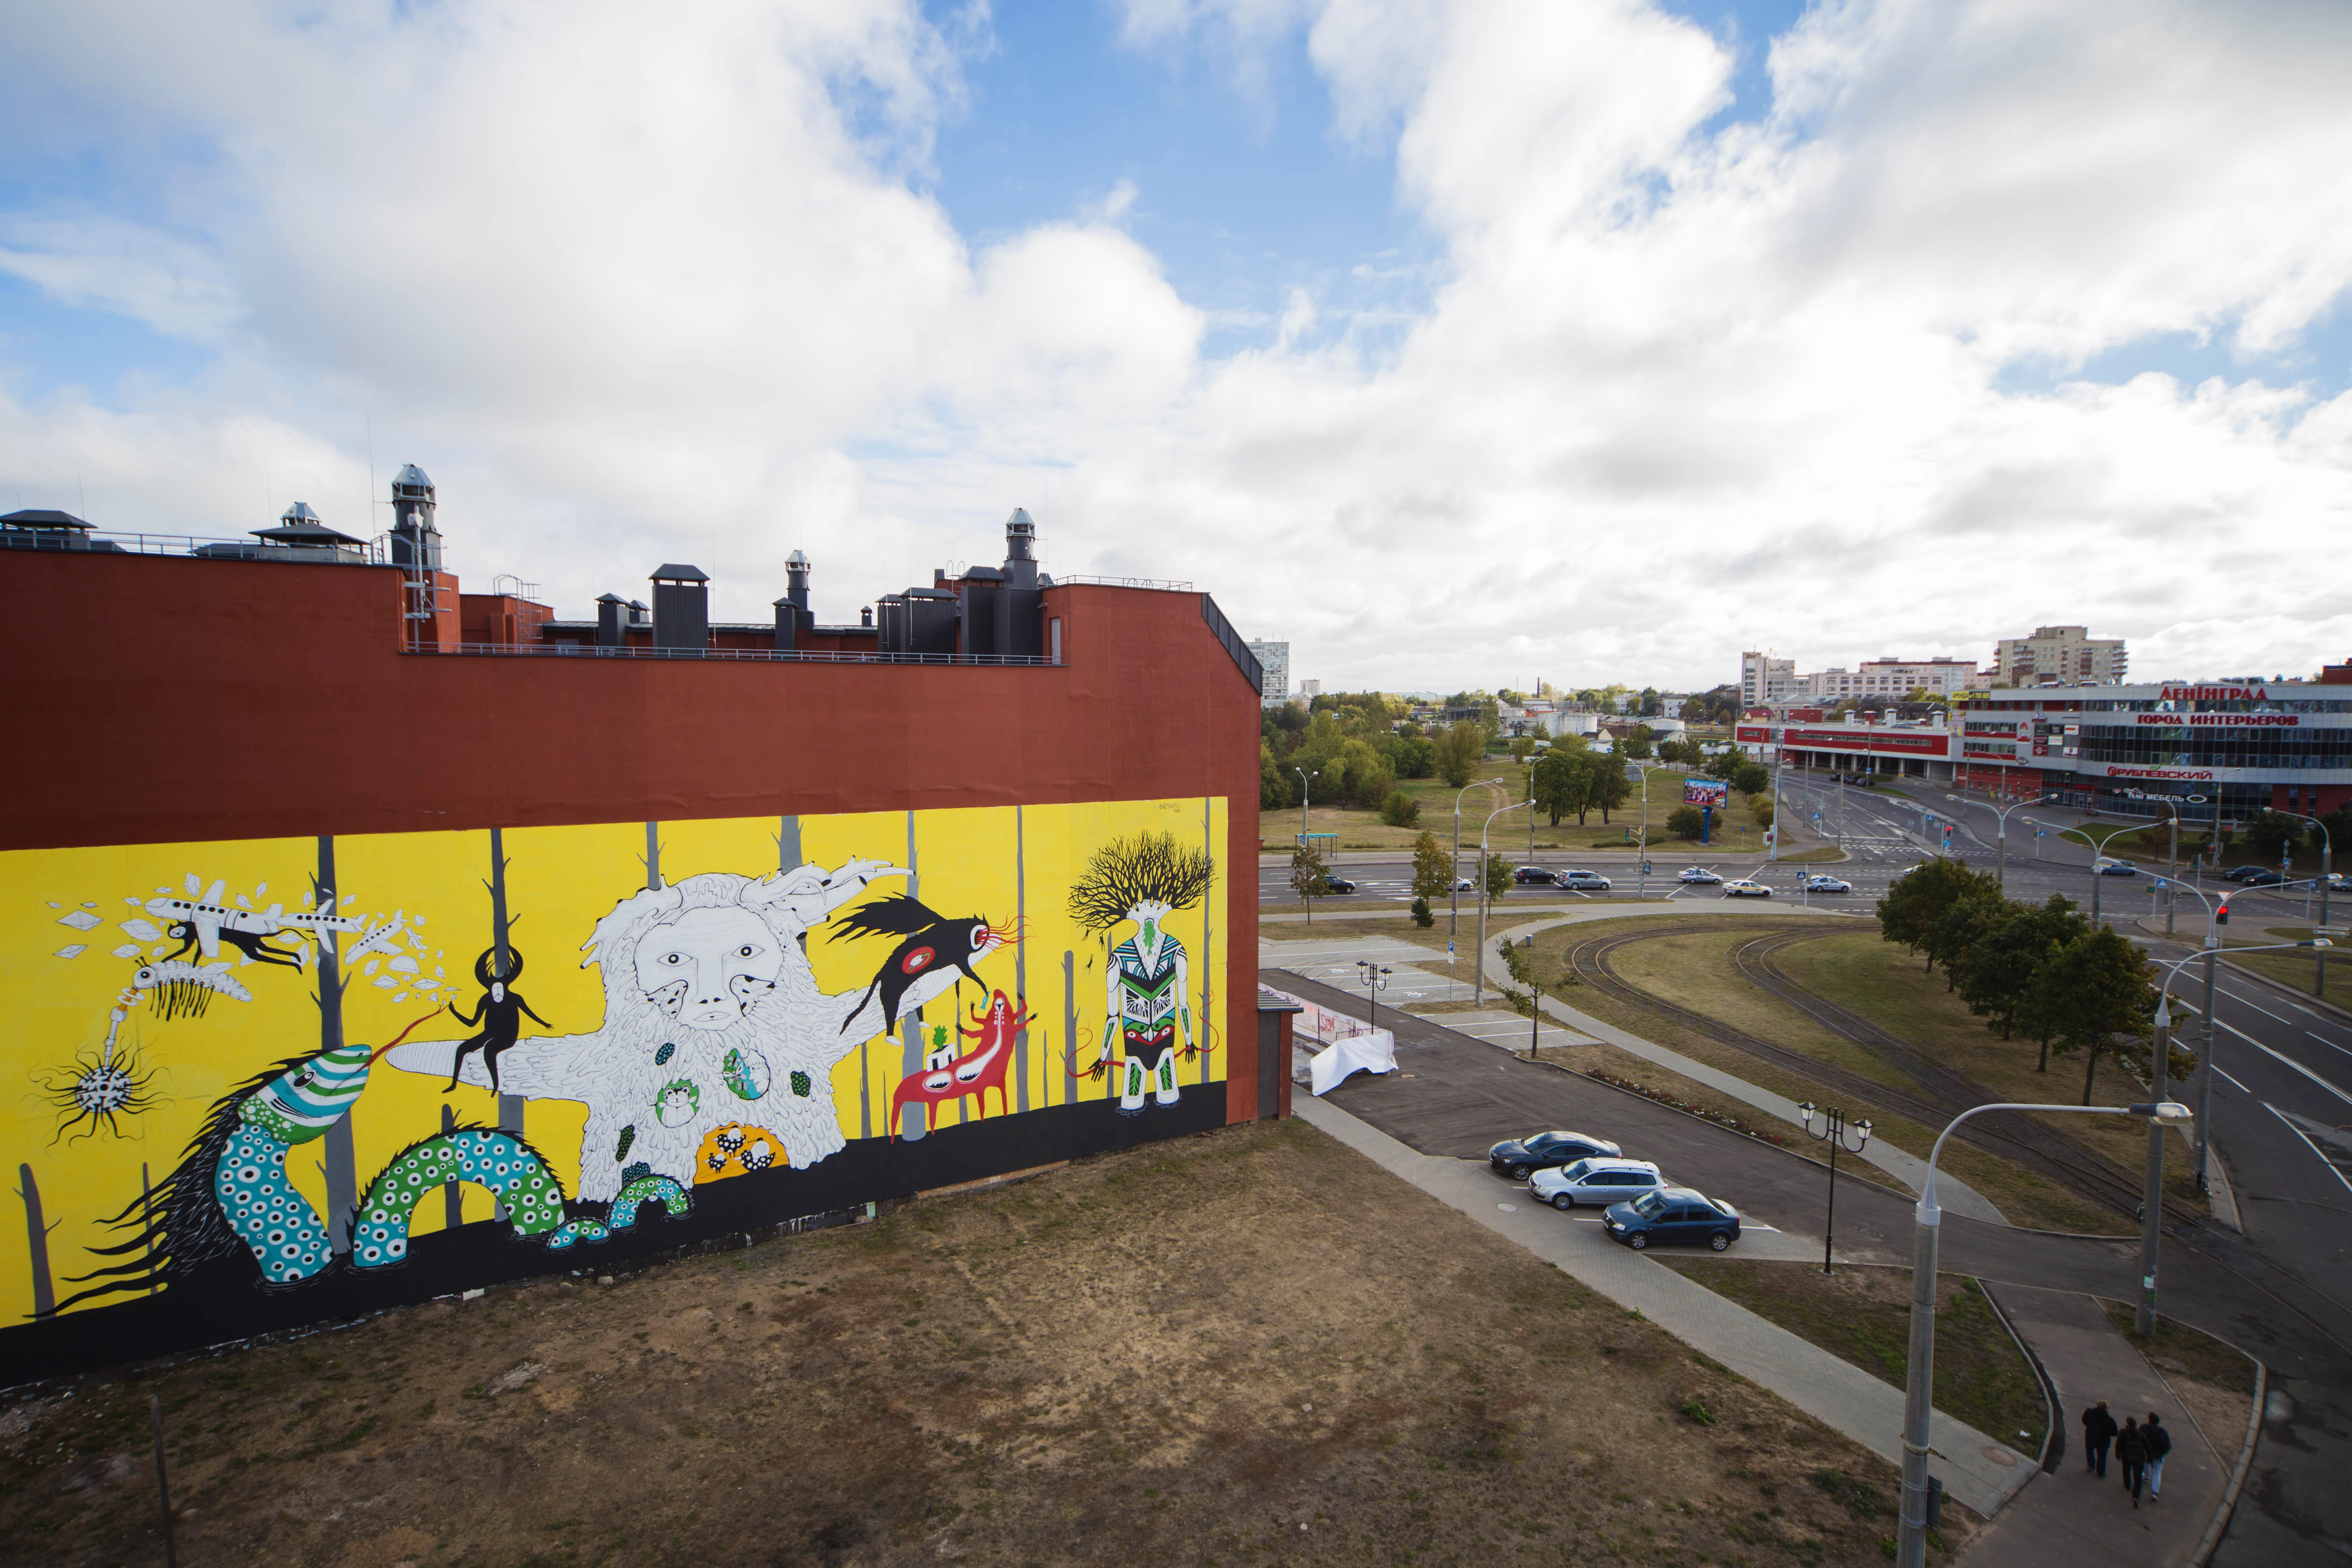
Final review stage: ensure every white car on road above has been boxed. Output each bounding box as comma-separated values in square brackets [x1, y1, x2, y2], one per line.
[1721, 879, 1772, 898]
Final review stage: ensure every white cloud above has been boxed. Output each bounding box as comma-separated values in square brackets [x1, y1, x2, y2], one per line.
[1, 0, 2349, 688]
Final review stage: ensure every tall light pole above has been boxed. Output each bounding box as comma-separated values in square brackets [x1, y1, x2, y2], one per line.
[1795, 1103, 1871, 1275]
[2026, 816, 2145, 929]
[2270, 808, 2334, 996]
[1898, 1100, 2195, 1568]
[1767, 722, 1784, 863]
[1626, 760, 1659, 895]
[1473, 797, 1534, 1007]
[1293, 767, 1320, 843]
[1450, 779, 1500, 944]
[1943, 788, 2031, 887]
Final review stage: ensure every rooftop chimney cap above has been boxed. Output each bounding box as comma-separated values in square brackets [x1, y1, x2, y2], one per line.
[786, 550, 810, 568]
[280, 501, 323, 524]
[650, 563, 709, 583]
[595, 592, 626, 605]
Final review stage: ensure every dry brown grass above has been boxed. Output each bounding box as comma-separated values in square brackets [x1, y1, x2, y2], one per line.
[0, 1119, 1963, 1568]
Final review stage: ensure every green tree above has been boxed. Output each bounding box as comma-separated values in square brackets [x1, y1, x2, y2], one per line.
[1750, 795, 1775, 831]
[1482, 850, 1513, 902]
[2243, 810, 2303, 863]
[1392, 733, 1437, 779]
[1958, 895, 2086, 1047]
[1924, 891, 2006, 992]
[1509, 735, 1537, 762]
[1289, 844, 1333, 926]
[1877, 858, 2004, 966]
[1667, 804, 1706, 840]
[1410, 831, 1451, 902]
[1409, 896, 1434, 929]
[1621, 724, 1656, 760]
[2024, 928, 2156, 1103]
[1435, 722, 1485, 788]
[1259, 743, 1292, 810]
[1730, 759, 1771, 797]
[1533, 748, 1591, 825]
[1380, 791, 1422, 827]
[1587, 754, 1634, 823]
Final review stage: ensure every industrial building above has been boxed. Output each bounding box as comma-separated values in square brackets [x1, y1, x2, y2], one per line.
[0, 476, 1282, 1381]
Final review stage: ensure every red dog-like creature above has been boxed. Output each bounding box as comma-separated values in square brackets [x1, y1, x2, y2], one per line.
[889, 989, 1029, 1136]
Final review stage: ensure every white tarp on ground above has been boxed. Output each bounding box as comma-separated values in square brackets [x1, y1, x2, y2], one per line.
[1308, 1031, 1397, 1096]
[1263, 987, 1399, 1095]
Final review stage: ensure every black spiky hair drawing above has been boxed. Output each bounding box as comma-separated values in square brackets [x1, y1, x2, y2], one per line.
[1067, 831, 1214, 931]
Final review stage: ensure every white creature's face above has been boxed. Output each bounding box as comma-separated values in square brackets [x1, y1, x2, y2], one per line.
[1129, 900, 1174, 945]
[635, 906, 782, 1031]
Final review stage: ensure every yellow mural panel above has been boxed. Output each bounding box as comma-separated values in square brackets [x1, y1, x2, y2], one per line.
[1, 800, 1227, 1332]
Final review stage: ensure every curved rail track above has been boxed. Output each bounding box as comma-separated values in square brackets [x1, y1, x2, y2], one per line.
[1559, 918, 2200, 1227]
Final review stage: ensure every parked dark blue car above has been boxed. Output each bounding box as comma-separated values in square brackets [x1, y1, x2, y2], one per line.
[1488, 1129, 1622, 1181]
[1602, 1187, 1741, 1251]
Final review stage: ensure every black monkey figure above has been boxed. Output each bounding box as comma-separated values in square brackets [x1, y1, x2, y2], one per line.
[445, 947, 550, 1096]
[162, 919, 307, 971]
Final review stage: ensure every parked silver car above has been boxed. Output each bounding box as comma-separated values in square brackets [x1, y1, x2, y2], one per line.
[1528, 1157, 1666, 1211]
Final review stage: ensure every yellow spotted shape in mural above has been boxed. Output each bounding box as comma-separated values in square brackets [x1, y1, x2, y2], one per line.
[695, 1122, 786, 1182]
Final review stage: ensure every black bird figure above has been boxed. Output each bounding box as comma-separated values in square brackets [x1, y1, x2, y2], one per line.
[832, 895, 1020, 1037]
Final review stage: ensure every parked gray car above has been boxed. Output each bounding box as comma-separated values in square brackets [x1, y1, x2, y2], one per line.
[1527, 1157, 1665, 1211]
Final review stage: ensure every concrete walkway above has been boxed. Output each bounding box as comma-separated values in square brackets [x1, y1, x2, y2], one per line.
[1293, 1090, 2032, 1517]
[1959, 1288, 2230, 1567]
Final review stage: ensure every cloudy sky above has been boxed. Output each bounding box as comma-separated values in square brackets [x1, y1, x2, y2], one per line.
[4, 0, 2348, 693]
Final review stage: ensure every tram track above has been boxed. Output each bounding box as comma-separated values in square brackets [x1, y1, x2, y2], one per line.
[1559, 919, 2199, 1226]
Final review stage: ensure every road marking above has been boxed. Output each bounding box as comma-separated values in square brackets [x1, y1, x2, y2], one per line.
[2305, 1032, 2352, 1063]
[2212, 1064, 2251, 1093]
[2216, 1020, 2352, 1110]
[2262, 1102, 2352, 1200]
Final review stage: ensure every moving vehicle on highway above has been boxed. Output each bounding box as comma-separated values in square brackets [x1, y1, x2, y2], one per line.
[1556, 870, 1613, 891]
[1603, 1187, 1741, 1251]
[2223, 866, 2271, 883]
[1488, 1130, 1623, 1181]
[1677, 867, 1723, 885]
[2238, 869, 2290, 887]
[1529, 1157, 1663, 1209]
[1322, 874, 1359, 894]
[1721, 878, 1772, 898]
[1455, 876, 1477, 892]
[2094, 858, 2138, 876]
[1801, 874, 1852, 894]
[1512, 865, 1557, 884]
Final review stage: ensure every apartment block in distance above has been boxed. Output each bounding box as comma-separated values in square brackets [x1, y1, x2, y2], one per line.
[1740, 651, 1797, 707]
[1249, 639, 1290, 706]
[1995, 625, 2127, 686]
[1804, 657, 1986, 699]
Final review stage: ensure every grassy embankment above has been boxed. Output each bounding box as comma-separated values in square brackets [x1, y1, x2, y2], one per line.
[1656, 1262, 2048, 1461]
[1269, 758, 1781, 856]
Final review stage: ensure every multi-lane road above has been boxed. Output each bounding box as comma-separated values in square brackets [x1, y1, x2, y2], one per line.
[1265, 777, 2352, 1560]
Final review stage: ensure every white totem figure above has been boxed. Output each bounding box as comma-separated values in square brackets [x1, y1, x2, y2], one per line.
[1068, 830, 1214, 1113]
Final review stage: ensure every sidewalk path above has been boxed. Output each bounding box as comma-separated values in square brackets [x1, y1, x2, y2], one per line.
[1960, 1288, 2229, 1567]
[1292, 1091, 2031, 1517]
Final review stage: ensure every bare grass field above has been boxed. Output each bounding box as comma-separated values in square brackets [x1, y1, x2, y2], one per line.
[0, 1119, 1952, 1568]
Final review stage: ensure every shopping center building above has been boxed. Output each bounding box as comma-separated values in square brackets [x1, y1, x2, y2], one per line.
[1736, 674, 2352, 825]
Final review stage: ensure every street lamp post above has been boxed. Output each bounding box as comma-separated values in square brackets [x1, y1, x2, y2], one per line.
[1355, 960, 1392, 1036]
[1474, 798, 1535, 1007]
[1898, 1100, 2195, 1568]
[2270, 809, 2334, 996]
[1451, 780, 1501, 944]
[1294, 767, 1320, 843]
[1942, 788, 2032, 887]
[1795, 1103, 1872, 1275]
[1626, 760, 1659, 895]
[2025, 816, 2146, 929]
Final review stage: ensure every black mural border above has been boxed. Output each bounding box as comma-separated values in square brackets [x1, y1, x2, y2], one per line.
[3, 1095, 1225, 1386]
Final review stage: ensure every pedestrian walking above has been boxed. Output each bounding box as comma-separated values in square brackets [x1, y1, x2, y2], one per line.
[2117, 1415, 2149, 1507]
[2145, 1412, 2172, 1503]
[2082, 1399, 2117, 1478]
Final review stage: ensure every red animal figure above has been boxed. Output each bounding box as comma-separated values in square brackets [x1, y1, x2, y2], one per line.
[889, 989, 1029, 1136]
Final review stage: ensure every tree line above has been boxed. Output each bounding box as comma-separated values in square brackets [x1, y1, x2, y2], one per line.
[1876, 859, 2157, 1102]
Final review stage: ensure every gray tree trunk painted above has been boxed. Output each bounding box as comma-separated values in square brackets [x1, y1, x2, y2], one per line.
[487, 828, 524, 1137]
[775, 816, 800, 874]
[1202, 796, 1216, 1097]
[142, 1162, 155, 1294]
[1062, 950, 1078, 1108]
[899, 812, 926, 1140]
[314, 836, 356, 1254]
[17, 1165, 55, 1316]
[442, 1103, 462, 1232]
[642, 823, 663, 891]
[1014, 805, 1029, 1113]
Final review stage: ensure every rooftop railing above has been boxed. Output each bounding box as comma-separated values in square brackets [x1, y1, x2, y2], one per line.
[1, 528, 390, 565]
[408, 642, 1062, 666]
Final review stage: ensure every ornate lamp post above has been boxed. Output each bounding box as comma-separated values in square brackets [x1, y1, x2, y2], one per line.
[1355, 959, 1392, 1035]
[1795, 1102, 1871, 1275]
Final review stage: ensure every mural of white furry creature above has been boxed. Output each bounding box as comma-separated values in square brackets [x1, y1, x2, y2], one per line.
[387, 858, 946, 1203]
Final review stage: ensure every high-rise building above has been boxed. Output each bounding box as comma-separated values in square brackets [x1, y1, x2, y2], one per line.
[1248, 639, 1291, 706]
[1994, 626, 2128, 686]
[1802, 658, 1985, 699]
[1740, 651, 1797, 707]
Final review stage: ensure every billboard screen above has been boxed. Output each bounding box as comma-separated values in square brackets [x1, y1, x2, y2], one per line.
[1682, 779, 1730, 807]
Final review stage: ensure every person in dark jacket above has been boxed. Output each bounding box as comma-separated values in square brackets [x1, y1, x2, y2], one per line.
[2082, 1400, 2118, 1478]
[2117, 1415, 2149, 1506]
[2144, 1412, 2172, 1502]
